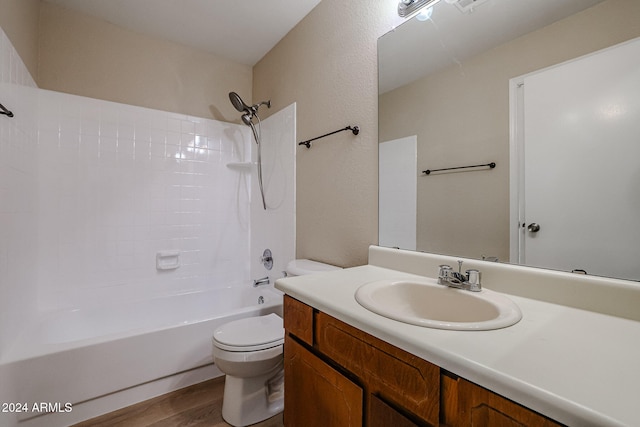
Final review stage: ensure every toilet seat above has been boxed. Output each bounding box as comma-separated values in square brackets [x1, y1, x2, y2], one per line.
[213, 313, 284, 352]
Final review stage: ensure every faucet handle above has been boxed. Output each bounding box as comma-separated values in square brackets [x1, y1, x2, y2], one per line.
[438, 265, 452, 285]
[465, 269, 482, 292]
[438, 264, 452, 277]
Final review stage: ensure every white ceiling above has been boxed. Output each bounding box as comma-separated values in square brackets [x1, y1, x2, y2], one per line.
[43, 0, 322, 66]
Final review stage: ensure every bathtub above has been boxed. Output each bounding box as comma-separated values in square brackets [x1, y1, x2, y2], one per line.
[0, 285, 283, 427]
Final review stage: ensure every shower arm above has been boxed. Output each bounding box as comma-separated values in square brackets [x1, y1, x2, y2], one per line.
[254, 100, 271, 110]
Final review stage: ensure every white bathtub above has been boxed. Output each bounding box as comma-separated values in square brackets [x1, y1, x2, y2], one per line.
[0, 286, 283, 427]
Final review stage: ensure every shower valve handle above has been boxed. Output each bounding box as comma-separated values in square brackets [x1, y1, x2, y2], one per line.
[260, 254, 272, 263]
[260, 249, 273, 270]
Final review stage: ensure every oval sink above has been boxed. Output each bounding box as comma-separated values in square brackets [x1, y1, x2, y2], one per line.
[355, 278, 522, 331]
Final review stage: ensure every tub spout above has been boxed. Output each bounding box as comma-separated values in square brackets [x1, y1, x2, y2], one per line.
[253, 276, 270, 287]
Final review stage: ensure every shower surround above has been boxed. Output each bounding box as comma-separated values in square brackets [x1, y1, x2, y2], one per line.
[33, 88, 253, 311]
[0, 27, 296, 426]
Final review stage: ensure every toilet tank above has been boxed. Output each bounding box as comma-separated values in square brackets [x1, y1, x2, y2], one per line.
[285, 259, 341, 277]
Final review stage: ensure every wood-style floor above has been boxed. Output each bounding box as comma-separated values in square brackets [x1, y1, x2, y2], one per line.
[71, 377, 284, 427]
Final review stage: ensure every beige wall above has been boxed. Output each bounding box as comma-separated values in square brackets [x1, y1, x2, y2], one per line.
[37, 2, 252, 121]
[254, 0, 403, 267]
[379, 0, 640, 261]
[0, 0, 40, 80]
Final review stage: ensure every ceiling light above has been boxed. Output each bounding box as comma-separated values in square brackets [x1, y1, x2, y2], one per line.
[415, 6, 434, 21]
[397, 0, 441, 18]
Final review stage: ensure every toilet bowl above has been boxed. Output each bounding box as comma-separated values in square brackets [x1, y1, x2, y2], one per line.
[212, 313, 284, 427]
[212, 259, 341, 427]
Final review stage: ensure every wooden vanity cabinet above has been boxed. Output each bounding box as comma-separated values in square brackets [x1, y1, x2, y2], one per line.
[283, 295, 563, 427]
[315, 311, 440, 426]
[284, 295, 436, 426]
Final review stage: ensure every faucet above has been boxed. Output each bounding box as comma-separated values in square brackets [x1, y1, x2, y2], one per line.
[437, 261, 482, 292]
[253, 276, 270, 287]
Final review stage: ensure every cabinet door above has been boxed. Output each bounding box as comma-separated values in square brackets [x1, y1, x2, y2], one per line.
[284, 336, 363, 427]
[368, 394, 421, 427]
[457, 379, 563, 427]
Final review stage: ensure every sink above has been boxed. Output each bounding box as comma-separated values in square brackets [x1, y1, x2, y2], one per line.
[355, 278, 522, 331]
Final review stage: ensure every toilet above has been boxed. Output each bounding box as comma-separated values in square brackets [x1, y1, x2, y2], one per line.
[212, 259, 341, 427]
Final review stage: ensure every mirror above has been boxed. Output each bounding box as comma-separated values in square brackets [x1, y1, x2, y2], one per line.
[378, 0, 640, 281]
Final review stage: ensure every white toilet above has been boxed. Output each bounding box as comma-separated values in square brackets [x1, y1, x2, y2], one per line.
[212, 259, 341, 427]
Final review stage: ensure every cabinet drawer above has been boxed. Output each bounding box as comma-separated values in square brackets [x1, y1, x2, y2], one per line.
[315, 312, 439, 426]
[283, 295, 314, 345]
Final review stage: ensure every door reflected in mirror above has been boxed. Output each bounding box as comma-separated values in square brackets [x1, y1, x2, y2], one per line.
[378, 0, 640, 281]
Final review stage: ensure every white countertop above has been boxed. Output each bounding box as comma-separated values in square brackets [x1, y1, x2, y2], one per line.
[275, 262, 640, 427]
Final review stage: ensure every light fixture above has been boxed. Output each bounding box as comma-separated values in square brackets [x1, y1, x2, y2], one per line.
[415, 6, 434, 21]
[397, 0, 441, 18]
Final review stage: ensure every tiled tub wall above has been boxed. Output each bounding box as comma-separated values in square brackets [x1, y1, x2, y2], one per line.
[0, 28, 39, 353]
[0, 28, 254, 333]
[36, 91, 252, 311]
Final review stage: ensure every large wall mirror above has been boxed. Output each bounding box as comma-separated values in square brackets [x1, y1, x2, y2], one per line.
[378, 0, 640, 281]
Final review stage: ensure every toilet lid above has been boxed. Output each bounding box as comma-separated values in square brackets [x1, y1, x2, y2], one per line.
[213, 313, 284, 351]
[285, 259, 341, 276]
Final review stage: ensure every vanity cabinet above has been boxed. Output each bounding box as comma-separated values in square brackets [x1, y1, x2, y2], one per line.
[315, 311, 440, 425]
[283, 295, 434, 426]
[283, 295, 563, 427]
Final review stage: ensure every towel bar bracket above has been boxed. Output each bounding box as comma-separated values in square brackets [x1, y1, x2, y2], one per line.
[0, 102, 13, 118]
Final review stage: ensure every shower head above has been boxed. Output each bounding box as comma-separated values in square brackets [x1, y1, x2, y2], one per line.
[244, 113, 260, 146]
[241, 113, 253, 126]
[229, 92, 272, 117]
[229, 92, 251, 114]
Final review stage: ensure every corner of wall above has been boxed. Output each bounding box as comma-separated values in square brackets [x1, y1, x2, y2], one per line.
[0, 0, 40, 85]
